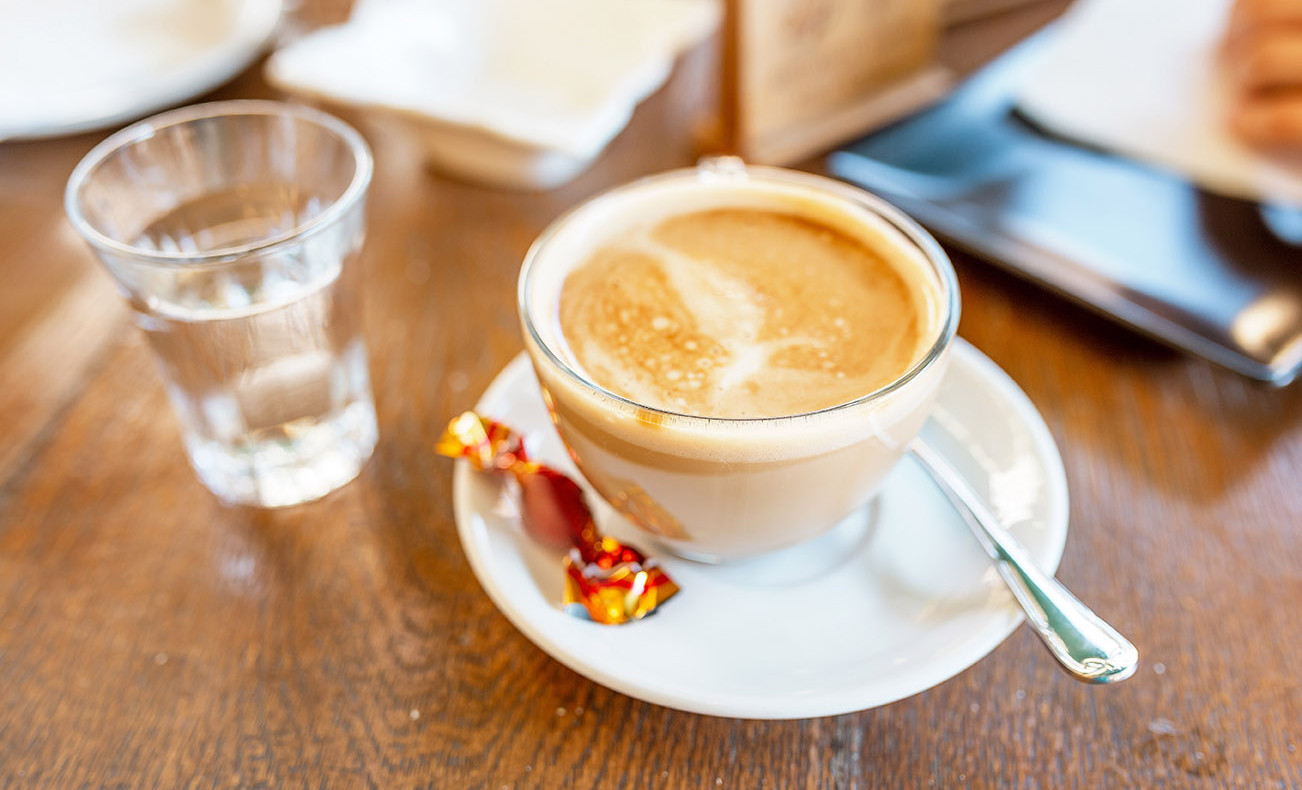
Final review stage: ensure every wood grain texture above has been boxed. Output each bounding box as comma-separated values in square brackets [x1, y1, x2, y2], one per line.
[3, 2, 1301, 787]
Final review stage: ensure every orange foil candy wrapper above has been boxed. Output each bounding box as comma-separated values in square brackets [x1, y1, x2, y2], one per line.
[437, 412, 679, 624]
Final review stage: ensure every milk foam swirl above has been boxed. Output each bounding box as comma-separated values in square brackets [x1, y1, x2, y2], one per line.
[559, 208, 928, 418]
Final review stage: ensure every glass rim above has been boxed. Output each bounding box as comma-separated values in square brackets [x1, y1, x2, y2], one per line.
[518, 162, 961, 427]
[63, 99, 373, 270]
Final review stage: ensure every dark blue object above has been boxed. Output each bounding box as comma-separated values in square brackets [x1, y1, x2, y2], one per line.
[830, 32, 1302, 385]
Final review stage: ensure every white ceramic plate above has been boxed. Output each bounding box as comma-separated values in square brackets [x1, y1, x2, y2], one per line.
[0, 0, 282, 141]
[453, 339, 1069, 719]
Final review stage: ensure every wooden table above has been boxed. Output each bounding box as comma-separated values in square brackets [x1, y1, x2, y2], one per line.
[3, 3, 1300, 786]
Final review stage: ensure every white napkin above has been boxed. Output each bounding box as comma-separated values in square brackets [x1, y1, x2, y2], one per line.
[1015, 0, 1302, 206]
[266, 0, 718, 187]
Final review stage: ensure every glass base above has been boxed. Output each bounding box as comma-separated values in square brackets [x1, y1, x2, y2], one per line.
[186, 400, 378, 508]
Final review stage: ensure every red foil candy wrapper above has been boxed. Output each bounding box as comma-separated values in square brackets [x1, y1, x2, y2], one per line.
[437, 412, 679, 624]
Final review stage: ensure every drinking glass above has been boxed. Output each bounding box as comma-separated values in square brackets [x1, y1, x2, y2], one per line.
[65, 100, 378, 507]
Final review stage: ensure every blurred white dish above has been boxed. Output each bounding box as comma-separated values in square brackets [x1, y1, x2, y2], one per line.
[452, 341, 1070, 719]
[0, 0, 282, 141]
[265, 0, 718, 189]
[1016, 0, 1302, 206]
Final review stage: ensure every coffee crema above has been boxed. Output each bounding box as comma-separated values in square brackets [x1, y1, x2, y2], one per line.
[558, 207, 930, 419]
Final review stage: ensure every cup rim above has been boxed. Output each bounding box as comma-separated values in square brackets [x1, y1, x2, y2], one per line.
[518, 161, 961, 426]
[63, 99, 373, 270]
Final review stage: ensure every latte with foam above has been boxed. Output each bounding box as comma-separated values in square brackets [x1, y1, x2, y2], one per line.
[559, 207, 929, 419]
[519, 163, 957, 560]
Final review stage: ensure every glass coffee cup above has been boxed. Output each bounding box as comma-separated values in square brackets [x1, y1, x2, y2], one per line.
[519, 160, 958, 561]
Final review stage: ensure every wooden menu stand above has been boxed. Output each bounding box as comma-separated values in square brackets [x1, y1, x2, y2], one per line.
[718, 0, 951, 165]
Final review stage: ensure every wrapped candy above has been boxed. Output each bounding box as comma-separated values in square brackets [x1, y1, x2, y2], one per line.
[437, 412, 679, 624]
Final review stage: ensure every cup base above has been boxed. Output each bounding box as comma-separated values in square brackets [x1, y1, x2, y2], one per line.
[649, 497, 882, 584]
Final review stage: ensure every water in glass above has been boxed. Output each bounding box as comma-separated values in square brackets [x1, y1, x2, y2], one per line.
[129, 186, 376, 507]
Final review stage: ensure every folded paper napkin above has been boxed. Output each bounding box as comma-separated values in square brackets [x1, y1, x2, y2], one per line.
[266, 0, 718, 188]
[1015, 0, 1302, 206]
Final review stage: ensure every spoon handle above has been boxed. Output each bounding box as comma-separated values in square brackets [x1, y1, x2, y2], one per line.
[909, 439, 1139, 684]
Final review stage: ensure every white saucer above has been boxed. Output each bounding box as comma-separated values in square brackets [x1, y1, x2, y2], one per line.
[453, 339, 1069, 719]
[0, 0, 282, 141]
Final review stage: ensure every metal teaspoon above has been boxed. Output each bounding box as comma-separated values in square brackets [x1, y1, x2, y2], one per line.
[909, 438, 1139, 683]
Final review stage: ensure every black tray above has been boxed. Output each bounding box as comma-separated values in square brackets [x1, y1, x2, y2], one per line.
[829, 33, 1302, 385]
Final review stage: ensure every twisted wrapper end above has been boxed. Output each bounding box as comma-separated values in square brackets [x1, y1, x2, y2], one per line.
[438, 411, 679, 624]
